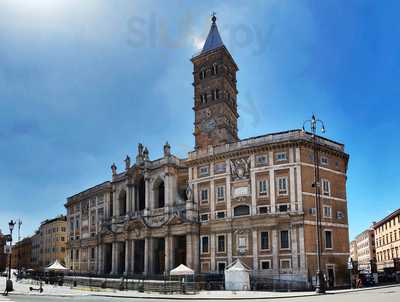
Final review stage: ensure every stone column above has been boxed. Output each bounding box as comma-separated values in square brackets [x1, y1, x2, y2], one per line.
[192, 233, 200, 273]
[111, 242, 117, 274]
[272, 230, 279, 272]
[252, 230, 258, 270]
[145, 176, 151, 210]
[269, 170, 276, 213]
[210, 233, 216, 272]
[127, 185, 132, 214]
[186, 234, 193, 269]
[227, 232, 233, 264]
[124, 240, 129, 275]
[165, 236, 171, 273]
[291, 226, 298, 272]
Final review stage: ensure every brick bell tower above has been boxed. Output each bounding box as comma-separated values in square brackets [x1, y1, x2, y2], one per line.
[191, 15, 239, 150]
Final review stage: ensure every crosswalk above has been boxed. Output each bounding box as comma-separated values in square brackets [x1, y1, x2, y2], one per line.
[0, 295, 13, 301]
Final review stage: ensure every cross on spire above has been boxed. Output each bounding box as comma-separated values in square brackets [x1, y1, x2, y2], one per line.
[211, 12, 217, 23]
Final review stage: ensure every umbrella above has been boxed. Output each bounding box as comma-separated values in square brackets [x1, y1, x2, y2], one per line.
[44, 260, 69, 272]
[169, 264, 194, 276]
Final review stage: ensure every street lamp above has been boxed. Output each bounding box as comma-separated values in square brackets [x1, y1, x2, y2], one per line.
[303, 114, 326, 294]
[6, 219, 16, 293]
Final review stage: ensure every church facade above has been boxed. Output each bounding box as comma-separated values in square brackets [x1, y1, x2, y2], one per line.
[65, 16, 350, 288]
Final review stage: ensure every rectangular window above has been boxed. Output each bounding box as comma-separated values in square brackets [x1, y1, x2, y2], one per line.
[325, 230, 333, 249]
[277, 177, 288, 195]
[256, 155, 268, 166]
[260, 260, 271, 270]
[217, 235, 225, 253]
[337, 211, 344, 219]
[217, 262, 226, 273]
[215, 211, 226, 220]
[200, 213, 209, 222]
[258, 206, 271, 214]
[280, 230, 290, 249]
[91, 248, 95, 260]
[214, 162, 226, 174]
[323, 206, 332, 218]
[320, 156, 329, 166]
[260, 231, 269, 250]
[258, 179, 268, 196]
[276, 152, 287, 161]
[201, 236, 209, 254]
[238, 236, 248, 251]
[200, 189, 209, 204]
[199, 166, 209, 177]
[216, 186, 225, 202]
[309, 207, 317, 215]
[322, 179, 331, 196]
[278, 204, 289, 212]
[280, 259, 291, 270]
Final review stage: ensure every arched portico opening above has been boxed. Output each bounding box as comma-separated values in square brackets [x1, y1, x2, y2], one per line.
[118, 190, 127, 216]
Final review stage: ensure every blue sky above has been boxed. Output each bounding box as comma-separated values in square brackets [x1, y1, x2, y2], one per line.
[0, 0, 399, 240]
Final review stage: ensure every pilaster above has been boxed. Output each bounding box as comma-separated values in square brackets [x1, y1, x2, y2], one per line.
[252, 230, 258, 270]
[210, 233, 216, 271]
[272, 229, 279, 272]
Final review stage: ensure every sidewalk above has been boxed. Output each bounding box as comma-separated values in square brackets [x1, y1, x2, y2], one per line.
[3, 277, 400, 300]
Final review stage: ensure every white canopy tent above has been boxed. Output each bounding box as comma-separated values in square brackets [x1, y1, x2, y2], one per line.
[224, 259, 250, 291]
[170, 264, 194, 276]
[44, 260, 69, 272]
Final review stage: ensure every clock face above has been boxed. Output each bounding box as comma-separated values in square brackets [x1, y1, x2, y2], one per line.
[201, 118, 217, 132]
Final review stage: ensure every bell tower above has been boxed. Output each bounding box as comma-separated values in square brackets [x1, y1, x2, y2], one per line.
[191, 15, 239, 150]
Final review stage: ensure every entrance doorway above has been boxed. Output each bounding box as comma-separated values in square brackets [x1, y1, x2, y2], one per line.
[134, 240, 145, 274]
[104, 244, 112, 274]
[154, 238, 165, 274]
[174, 236, 186, 267]
[118, 242, 125, 275]
[327, 265, 335, 288]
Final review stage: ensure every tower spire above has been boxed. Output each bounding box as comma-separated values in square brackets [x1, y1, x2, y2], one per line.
[201, 13, 224, 54]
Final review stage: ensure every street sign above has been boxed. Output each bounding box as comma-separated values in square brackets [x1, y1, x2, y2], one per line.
[4, 245, 11, 254]
[4, 234, 11, 242]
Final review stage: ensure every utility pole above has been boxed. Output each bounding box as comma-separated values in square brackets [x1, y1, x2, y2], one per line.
[17, 219, 22, 275]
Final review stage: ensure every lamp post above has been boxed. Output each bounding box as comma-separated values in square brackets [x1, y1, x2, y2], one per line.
[303, 114, 326, 294]
[6, 219, 16, 293]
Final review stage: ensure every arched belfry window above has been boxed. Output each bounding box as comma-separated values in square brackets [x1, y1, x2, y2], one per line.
[200, 68, 206, 80]
[118, 190, 127, 216]
[212, 63, 218, 75]
[234, 205, 250, 217]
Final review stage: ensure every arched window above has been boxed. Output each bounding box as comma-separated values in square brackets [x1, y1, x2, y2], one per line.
[137, 177, 145, 211]
[200, 68, 206, 80]
[212, 63, 218, 75]
[153, 178, 165, 209]
[234, 205, 250, 217]
[118, 190, 127, 216]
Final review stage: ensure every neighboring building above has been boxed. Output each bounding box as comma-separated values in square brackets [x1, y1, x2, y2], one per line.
[350, 240, 358, 263]
[374, 209, 400, 272]
[37, 215, 67, 268]
[11, 236, 32, 270]
[31, 231, 41, 269]
[65, 16, 350, 288]
[0, 231, 7, 272]
[350, 228, 375, 271]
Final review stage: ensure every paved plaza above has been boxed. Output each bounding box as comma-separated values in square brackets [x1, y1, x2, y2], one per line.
[1, 277, 399, 301]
